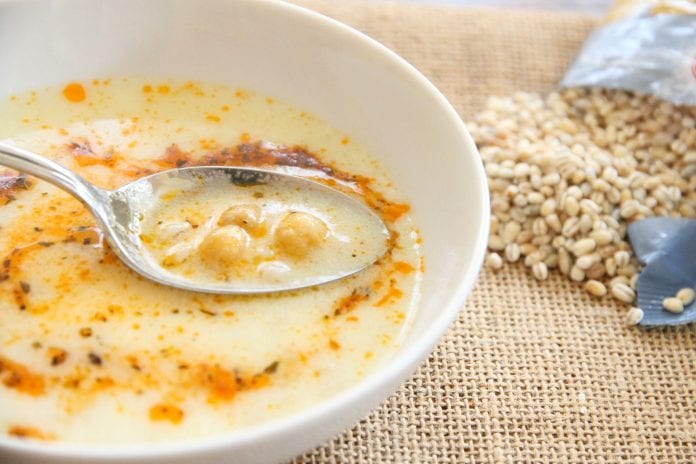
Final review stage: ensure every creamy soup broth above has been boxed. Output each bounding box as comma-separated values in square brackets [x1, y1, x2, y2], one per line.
[0, 79, 421, 444]
[139, 170, 388, 290]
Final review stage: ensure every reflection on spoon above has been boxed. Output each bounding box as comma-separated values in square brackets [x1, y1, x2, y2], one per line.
[0, 142, 389, 294]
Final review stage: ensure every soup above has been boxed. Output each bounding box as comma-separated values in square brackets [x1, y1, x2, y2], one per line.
[0, 79, 422, 444]
[138, 168, 389, 290]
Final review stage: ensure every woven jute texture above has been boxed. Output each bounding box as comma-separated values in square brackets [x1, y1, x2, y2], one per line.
[289, 2, 696, 463]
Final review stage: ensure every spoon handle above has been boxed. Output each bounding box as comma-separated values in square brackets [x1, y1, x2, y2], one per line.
[0, 141, 107, 209]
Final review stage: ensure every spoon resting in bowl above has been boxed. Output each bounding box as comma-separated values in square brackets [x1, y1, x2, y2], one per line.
[0, 142, 389, 294]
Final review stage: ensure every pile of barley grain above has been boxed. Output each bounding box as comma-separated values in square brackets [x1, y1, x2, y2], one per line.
[469, 88, 696, 324]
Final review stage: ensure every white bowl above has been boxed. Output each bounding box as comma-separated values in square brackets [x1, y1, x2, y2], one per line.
[0, 0, 489, 462]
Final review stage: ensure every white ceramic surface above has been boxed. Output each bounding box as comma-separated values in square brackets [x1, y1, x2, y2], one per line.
[0, 0, 489, 462]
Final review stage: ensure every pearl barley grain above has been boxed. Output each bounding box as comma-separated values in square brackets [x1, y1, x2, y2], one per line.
[585, 280, 607, 297]
[570, 238, 596, 257]
[662, 297, 684, 314]
[473, 87, 696, 311]
[502, 222, 522, 243]
[532, 262, 548, 281]
[614, 251, 630, 267]
[570, 266, 585, 282]
[625, 307, 644, 325]
[676, 288, 695, 306]
[611, 282, 635, 304]
[505, 243, 521, 263]
[486, 252, 503, 271]
[576, 254, 600, 270]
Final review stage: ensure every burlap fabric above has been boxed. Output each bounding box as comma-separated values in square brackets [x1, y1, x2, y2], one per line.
[288, 2, 696, 462]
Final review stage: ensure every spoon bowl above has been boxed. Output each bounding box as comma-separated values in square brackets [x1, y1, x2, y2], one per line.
[0, 141, 389, 294]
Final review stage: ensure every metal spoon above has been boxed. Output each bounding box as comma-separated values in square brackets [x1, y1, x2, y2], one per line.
[0, 142, 388, 294]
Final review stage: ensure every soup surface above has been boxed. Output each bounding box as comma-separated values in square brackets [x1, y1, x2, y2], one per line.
[0, 79, 422, 445]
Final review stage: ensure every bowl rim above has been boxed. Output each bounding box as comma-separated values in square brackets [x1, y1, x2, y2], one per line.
[0, 0, 490, 459]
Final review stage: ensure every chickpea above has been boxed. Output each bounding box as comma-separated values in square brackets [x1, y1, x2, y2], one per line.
[274, 212, 328, 258]
[198, 225, 250, 267]
[218, 204, 265, 236]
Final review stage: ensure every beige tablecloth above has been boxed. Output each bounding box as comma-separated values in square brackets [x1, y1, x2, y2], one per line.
[287, 2, 696, 462]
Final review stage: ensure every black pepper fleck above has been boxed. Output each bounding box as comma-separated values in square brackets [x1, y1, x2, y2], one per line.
[263, 361, 279, 374]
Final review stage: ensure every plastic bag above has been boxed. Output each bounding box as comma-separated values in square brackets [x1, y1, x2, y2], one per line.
[561, 0, 696, 105]
[628, 218, 696, 326]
